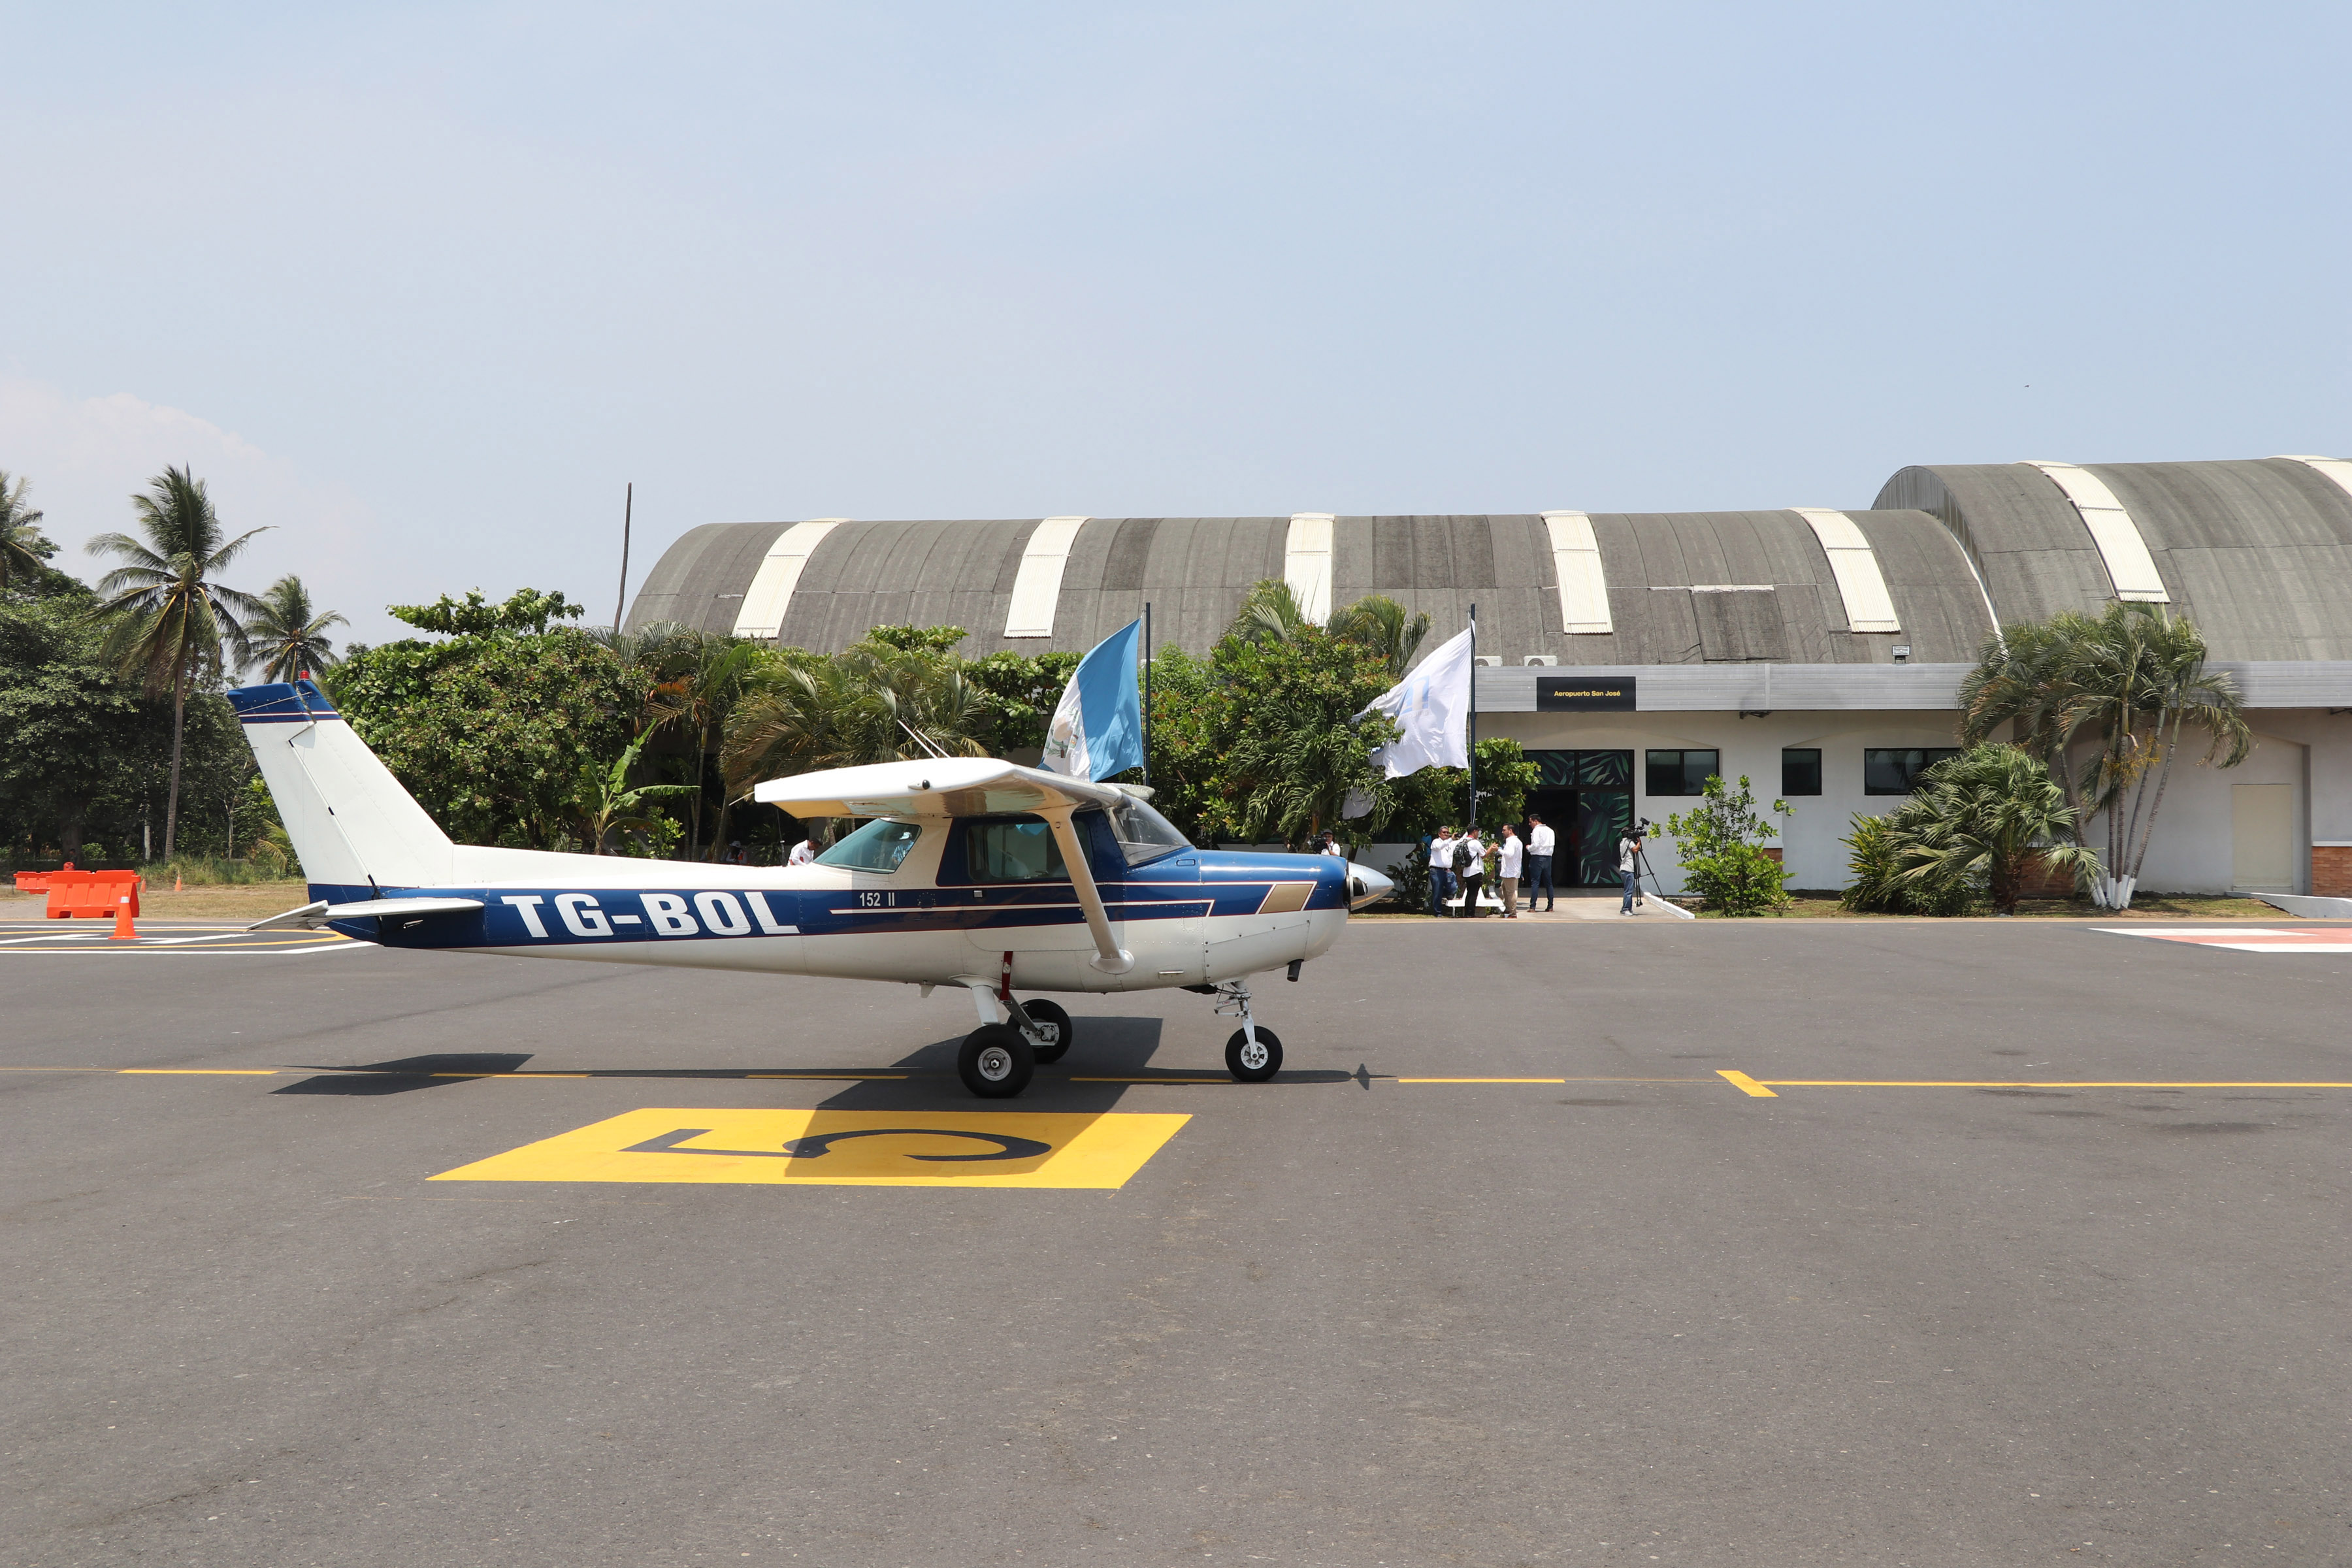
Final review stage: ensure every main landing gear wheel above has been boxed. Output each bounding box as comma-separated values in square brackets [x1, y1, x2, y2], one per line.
[1225, 1028, 1284, 1083]
[958, 1024, 1036, 1098]
[1019, 1000, 1073, 1064]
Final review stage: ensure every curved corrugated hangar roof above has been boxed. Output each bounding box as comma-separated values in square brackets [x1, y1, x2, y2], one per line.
[625, 455, 2352, 668]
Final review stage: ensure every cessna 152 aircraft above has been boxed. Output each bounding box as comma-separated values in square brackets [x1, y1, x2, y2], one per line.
[229, 679, 1392, 1097]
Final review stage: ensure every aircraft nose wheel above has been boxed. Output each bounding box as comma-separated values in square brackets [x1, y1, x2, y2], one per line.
[1017, 1000, 1073, 1064]
[958, 1024, 1036, 1098]
[1225, 1027, 1283, 1083]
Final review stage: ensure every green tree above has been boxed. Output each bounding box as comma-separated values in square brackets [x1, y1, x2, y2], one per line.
[722, 636, 993, 798]
[0, 599, 148, 860]
[1, 470, 53, 595]
[238, 574, 349, 683]
[1893, 743, 2100, 916]
[84, 467, 267, 858]
[387, 587, 584, 637]
[1327, 593, 1431, 679]
[1661, 773, 1792, 915]
[641, 628, 761, 859]
[1959, 603, 2248, 907]
[964, 646, 1081, 753]
[568, 733, 700, 855]
[331, 598, 638, 850]
[1148, 625, 1401, 849]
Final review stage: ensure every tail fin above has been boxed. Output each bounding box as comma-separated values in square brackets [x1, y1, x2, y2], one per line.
[227, 681, 454, 891]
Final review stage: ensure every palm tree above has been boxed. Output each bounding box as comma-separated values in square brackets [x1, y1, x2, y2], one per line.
[1, 470, 51, 593]
[1957, 603, 2249, 907]
[640, 629, 763, 858]
[2061, 604, 2249, 907]
[1896, 744, 2101, 915]
[721, 640, 991, 802]
[569, 734, 700, 855]
[84, 468, 267, 858]
[239, 574, 349, 683]
[1328, 593, 1431, 679]
[1226, 579, 1315, 645]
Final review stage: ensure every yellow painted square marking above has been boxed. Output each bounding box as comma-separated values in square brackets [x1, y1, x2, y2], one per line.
[429, 1109, 1190, 1190]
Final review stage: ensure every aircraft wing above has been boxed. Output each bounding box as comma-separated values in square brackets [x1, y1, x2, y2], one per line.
[753, 757, 1126, 820]
[755, 757, 1137, 975]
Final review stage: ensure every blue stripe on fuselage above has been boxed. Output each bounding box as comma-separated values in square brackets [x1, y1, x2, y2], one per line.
[309, 849, 1348, 950]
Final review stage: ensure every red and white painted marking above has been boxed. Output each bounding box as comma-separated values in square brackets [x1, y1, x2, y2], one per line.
[2097, 926, 2352, 954]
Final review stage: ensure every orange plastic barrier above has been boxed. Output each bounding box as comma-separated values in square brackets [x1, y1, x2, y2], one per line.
[13, 862, 72, 893]
[44, 870, 142, 921]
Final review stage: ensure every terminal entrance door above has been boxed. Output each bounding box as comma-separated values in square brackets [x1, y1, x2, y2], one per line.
[1522, 750, 1634, 886]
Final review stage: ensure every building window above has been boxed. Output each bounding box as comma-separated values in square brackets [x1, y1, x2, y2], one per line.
[1644, 749, 1720, 796]
[1782, 748, 1822, 796]
[1864, 747, 1961, 795]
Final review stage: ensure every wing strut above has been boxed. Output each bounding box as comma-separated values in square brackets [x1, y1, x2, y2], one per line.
[1041, 806, 1133, 975]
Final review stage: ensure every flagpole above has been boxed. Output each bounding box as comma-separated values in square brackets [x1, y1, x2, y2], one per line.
[1141, 602, 1152, 787]
[1467, 602, 1478, 830]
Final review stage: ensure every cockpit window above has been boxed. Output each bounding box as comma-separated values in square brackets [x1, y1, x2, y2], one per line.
[1104, 794, 1191, 867]
[964, 817, 1067, 883]
[815, 819, 922, 873]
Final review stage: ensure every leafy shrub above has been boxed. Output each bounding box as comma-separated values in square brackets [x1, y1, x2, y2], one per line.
[1661, 774, 1792, 915]
[1841, 811, 1978, 915]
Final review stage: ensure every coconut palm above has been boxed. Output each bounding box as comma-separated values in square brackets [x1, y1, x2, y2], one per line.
[84, 468, 268, 858]
[238, 574, 349, 683]
[1895, 744, 2101, 915]
[1, 470, 51, 593]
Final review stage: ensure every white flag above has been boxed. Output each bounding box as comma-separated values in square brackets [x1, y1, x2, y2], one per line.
[1356, 625, 1473, 778]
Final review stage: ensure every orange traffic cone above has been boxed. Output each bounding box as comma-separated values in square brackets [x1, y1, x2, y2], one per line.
[111, 895, 137, 941]
[174, 873, 183, 892]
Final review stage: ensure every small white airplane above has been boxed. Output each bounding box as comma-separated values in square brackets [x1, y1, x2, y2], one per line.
[229, 679, 1392, 1096]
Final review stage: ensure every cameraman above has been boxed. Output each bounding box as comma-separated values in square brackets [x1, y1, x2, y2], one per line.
[1618, 821, 1648, 915]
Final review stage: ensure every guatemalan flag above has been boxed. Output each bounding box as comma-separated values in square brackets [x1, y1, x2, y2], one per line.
[1039, 617, 1145, 782]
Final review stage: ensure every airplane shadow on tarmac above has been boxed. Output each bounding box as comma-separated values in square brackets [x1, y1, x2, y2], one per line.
[269, 1013, 1361, 1103]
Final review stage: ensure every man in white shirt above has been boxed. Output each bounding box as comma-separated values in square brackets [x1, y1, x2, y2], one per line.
[1427, 828, 1456, 917]
[1496, 823, 1524, 918]
[1318, 832, 1347, 859]
[787, 837, 817, 866]
[1526, 815, 1556, 912]
[1456, 828, 1486, 918]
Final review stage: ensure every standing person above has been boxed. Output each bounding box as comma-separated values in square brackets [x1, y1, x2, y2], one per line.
[1497, 823, 1524, 919]
[1457, 827, 1486, 918]
[787, 835, 817, 866]
[1318, 831, 1347, 860]
[1618, 823, 1646, 914]
[1427, 826, 1456, 917]
[1526, 813, 1556, 912]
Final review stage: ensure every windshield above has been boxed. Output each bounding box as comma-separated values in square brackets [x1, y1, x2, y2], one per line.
[1105, 795, 1191, 867]
[815, 819, 922, 874]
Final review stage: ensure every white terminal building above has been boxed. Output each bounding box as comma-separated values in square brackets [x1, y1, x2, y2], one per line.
[627, 455, 2352, 897]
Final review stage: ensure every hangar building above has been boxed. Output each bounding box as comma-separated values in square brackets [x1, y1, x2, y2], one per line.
[626, 455, 2352, 897]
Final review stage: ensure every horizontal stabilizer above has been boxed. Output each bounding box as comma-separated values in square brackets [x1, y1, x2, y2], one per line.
[248, 896, 485, 932]
[754, 756, 1124, 819]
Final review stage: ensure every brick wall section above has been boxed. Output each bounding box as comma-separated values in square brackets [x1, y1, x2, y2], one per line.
[2315, 846, 2352, 898]
[2014, 853, 2082, 900]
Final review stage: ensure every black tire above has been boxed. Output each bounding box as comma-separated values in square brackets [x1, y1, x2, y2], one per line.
[958, 1025, 1035, 1098]
[1019, 1000, 1073, 1064]
[1224, 1027, 1283, 1083]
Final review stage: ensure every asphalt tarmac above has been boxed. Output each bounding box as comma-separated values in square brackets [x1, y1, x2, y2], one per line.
[4, 916, 2348, 1566]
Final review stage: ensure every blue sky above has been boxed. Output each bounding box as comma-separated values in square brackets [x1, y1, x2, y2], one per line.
[5, 2, 2345, 645]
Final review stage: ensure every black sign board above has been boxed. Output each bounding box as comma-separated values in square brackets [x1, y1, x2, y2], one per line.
[1535, 675, 1636, 711]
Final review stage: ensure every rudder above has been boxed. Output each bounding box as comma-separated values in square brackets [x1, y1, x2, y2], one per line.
[227, 681, 454, 891]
